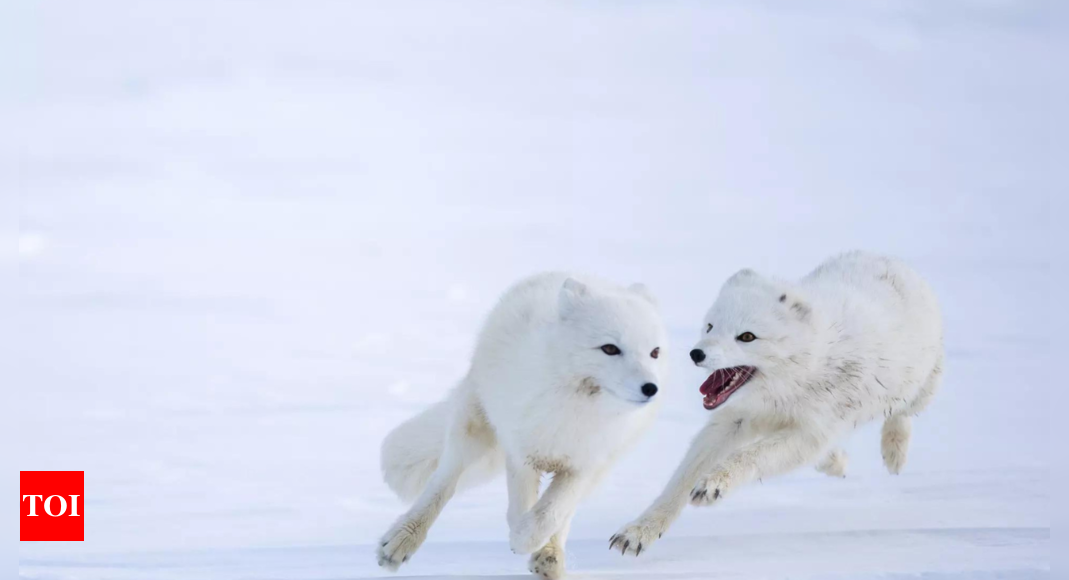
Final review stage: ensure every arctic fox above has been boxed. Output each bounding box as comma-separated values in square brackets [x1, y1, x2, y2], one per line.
[378, 273, 668, 578]
[610, 252, 943, 555]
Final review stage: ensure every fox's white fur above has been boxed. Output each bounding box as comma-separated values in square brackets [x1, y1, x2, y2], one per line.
[379, 273, 668, 578]
[610, 252, 943, 556]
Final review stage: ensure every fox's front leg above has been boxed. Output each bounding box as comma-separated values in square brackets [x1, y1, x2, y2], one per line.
[509, 471, 586, 555]
[506, 459, 540, 530]
[610, 418, 745, 556]
[528, 513, 572, 580]
[691, 430, 825, 506]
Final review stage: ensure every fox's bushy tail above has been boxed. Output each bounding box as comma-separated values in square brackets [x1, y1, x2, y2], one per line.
[380, 397, 504, 502]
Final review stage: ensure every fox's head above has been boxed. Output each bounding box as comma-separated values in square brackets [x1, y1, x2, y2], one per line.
[689, 269, 824, 412]
[551, 278, 668, 407]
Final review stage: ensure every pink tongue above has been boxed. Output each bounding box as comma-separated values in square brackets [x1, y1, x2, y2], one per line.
[699, 370, 725, 395]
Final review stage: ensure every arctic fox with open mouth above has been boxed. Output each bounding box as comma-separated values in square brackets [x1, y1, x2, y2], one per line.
[378, 273, 667, 579]
[610, 251, 943, 555]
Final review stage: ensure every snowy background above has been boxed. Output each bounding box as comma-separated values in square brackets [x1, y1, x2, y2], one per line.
[10, 1, 1059, 579]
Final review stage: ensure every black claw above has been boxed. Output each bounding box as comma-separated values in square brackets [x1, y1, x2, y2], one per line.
[402, 556, 408, 563]
[636, 543, 643, 556]
[658, 533, 663, 538]
[623, 540, 630, 552]
[713, 488, 721, 499]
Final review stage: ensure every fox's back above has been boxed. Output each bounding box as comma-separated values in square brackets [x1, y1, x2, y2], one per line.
[804, 252, 940, 330]
[804, 252, 943, 413]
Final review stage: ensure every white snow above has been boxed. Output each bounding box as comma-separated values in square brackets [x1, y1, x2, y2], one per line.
[11, 1, 1057, 579]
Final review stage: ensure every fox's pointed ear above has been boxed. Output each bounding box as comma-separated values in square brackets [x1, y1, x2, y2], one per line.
[628, 283, 658, 306]
[727, 268, 760, 285]
[559, 278, 589, 319]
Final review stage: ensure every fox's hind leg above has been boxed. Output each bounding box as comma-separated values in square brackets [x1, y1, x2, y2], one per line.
[377, 393, 497, 570]
[882, 358, 942, 475]
[881, 414, 911, 475]
[907, 356, 943, 417]
[815, 448, 848, 478]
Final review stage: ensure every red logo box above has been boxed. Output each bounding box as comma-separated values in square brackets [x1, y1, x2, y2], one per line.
[20, 471, 84, 541]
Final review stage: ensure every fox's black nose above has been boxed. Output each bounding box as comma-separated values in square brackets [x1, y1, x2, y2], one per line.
[641, 383, 658, 398]
[690, 349, 706, 364]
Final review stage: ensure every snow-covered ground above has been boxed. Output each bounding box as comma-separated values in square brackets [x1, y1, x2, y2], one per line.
[11, 2, 1057, 579]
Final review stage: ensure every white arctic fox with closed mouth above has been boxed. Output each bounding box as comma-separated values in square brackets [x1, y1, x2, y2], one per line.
[610, 251, 944, 555]
[378, 272, 667, 578]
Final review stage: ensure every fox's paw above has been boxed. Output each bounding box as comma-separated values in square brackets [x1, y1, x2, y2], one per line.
[816, 448, 848, 478]
[609, 516, 665, 556]
[510, 514, 551, 555]
[882, 441, 908, 475]
[691, 470, 732, 506]
[528, 543, 565, 579]
[376, 520, 426, 571]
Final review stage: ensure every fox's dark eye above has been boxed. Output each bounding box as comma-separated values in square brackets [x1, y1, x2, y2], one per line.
[736, 332, 757, 343]
[650, 347, 660, 359]
[600, 344, 621, 356]
[706, 323, 713, 333]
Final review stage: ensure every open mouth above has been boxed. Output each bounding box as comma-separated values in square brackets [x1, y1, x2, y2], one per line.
[699, 366, 757, 410]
